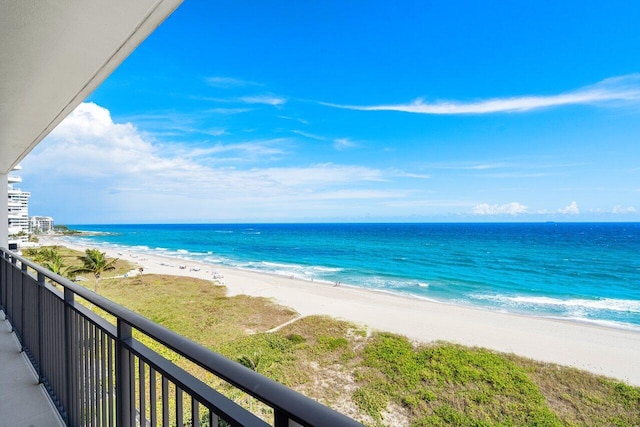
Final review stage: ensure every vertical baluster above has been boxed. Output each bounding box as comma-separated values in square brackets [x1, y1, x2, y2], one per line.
[139, 361, 146, 427]
[81, 315, 88, 423]
[116, 319, 132, 427]
[150, 368, 157, 427]
[64, 288, 75, 425]
[101, 330, 108, 427]
[274, 409, 290, 427]
[95, 324, 102, 426]
[208, 409, 219, 427]
[37, 271, 45, 383]
[20, 261, 27, 350]
[176, 387, 183, 427]
[108, 337, 114, 427]
[129, 352, 136, 427]
[162, 376, 169, 427]
[191, 399, 199, 427]
[89, 321, 96, 425]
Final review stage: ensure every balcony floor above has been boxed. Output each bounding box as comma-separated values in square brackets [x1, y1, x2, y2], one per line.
[0, 311, 65, 427]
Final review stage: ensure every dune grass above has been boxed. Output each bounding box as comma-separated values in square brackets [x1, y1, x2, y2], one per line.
[25, 246, 640, 426]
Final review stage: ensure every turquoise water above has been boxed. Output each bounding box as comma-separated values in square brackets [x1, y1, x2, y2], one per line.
[64, 223, 640, 331]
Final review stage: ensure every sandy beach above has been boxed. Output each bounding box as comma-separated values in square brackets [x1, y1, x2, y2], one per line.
[40, 236, 640, 386]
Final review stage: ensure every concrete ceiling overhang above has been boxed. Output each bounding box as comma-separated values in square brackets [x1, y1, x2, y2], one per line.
[0, 0, 183, 174]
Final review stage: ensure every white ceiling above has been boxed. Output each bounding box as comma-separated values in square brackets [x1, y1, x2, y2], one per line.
[0, 0, 183, 174]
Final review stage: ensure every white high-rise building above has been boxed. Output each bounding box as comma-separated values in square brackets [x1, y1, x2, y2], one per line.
[8, 166, 30, 240]
[30, 216, 54, 234]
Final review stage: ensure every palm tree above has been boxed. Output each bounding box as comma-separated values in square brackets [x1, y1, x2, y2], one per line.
[42, 251, 73, 279]
[25, 246, 73, 282]
[72, 249, 118, 293]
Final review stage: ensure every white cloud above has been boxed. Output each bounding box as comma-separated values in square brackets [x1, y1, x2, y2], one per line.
[279, 116, 309, 125]
[472, 202, 528, 215]
[240, 95, 286, 106]
[434, 162, 511, 170]
[23, 103, 406, 222]
[205, 76, 260, 88]
[394, 171, 431, 179]
[612, 205, 637, 214]
[324, 74, 640, 115]
[558, 201, 579, 214]
[292, 130, 327, 141]
[333, 138, 357, 151]
[207, 107, 253, 114]
[175, 139, 288, 162]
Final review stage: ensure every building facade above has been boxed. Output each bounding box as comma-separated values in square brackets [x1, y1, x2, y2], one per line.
[30, 216, 54, 234]
[8, 168, 30, 240]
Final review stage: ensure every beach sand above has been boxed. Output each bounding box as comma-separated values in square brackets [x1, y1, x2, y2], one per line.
[40, 236, 640, 386]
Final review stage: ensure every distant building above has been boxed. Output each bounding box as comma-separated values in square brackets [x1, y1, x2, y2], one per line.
[30, 216, 54, 234]
[8, 166, 30, 241]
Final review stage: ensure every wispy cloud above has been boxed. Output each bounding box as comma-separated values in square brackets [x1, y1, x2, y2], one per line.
[292, 130, 327, 141]
[385, 199, 471, 208]
[324, 74, 640, 115]
[473, 202, 528, 215]
[279, 116, 309, 125]
[432, 162, 512, 170]
[333, 138, 357, 151]
[393, 171, 431, 179]
[176, 139, 289, 162]
[482, 172, 554, 179]
[240, 95, 287, 106]
[612, 205, 636, 214]
[205, 76, 261, 88]
[207, 107, 253, 115]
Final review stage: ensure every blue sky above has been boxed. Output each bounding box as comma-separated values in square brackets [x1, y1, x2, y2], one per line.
[23, 0, 640, 223]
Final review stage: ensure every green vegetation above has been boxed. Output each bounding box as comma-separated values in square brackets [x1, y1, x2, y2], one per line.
[23, 246, 74, 279]
[25, 246, 640, 426]
[70, 248, 118, 292]
[53, 224, 82, 235]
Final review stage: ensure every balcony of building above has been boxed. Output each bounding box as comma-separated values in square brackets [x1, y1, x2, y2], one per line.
[0, 1, 363, 425]
[0, 248, 362, 426]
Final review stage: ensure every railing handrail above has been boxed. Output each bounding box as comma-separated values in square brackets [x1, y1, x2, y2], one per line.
[1, 247, 362, 426]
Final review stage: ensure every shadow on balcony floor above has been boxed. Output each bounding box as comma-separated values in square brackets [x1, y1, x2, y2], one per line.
[0, 310, 65, 427]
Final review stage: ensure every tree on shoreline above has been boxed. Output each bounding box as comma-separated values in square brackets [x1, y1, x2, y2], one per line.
[72, 249, 118, 293]
[26, 246, 73, 280]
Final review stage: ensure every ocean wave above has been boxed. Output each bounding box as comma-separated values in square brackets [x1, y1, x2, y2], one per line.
[473, 294, 640, 313]
[310, 266, 343, 272]
[203, 256, 225, 264]
[555, 316, 640, 332]
[261, 261, 298, 268]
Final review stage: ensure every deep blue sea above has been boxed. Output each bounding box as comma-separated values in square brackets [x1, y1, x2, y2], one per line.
[64, 223, 640, 331]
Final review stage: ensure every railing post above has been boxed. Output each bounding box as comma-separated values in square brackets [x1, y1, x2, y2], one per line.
[7, 254, 17, 325]
[117, 319, 133, 427]
[0, 251, 5, 311]
[275, 410, 303, 427]
[64, 287, 75, 425]
[37, 271, 45, 383]
[20, 261, 27, 351]
[274, 410, 287, 427]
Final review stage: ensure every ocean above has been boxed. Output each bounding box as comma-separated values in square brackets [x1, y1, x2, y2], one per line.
[63, 223, 640, 331]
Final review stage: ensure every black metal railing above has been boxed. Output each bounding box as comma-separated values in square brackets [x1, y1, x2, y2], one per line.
[0, 248, 362, 427]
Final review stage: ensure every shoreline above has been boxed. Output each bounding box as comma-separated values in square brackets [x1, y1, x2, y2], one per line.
[39, 236, 640, 386]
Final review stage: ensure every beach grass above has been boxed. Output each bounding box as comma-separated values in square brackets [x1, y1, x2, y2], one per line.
[25, 246, 640, 426]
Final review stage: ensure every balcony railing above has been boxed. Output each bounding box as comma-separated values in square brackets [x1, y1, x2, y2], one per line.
[0, 248, 362, 427]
